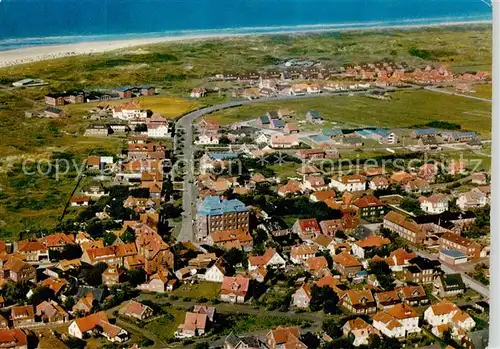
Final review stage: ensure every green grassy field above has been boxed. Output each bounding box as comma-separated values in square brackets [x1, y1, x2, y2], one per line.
[268, 162, 300, 179]
[207, 90, 492, 136]
[62, 95, 200, 119]
[0, 24, 493, 237]
[469, 83, 492, 99]
[145, 307, 187, 342]
[0, 25, 491, 96]
[172, 282, 221, 299]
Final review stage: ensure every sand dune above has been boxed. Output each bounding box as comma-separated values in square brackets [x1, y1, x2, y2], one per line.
[0, 20, 490, 68]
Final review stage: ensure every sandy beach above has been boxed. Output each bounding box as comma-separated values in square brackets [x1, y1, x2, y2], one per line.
[0, 20, 491, 69]
[0, 33, 240, 68]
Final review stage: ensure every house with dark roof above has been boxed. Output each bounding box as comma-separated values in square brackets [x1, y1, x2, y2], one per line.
[11, 305, 35, 328]
[266, 326, 307, 349]
[195, 196, 249, 241]
[306, 110, 324, 124]
[119, 301, 154, 320]
[403, 256, 442, 284]
[352, 195, 386, 218]
[224, 332, 266, 349]
[411, 128, 438, 138]
[220, 276, 251, 304]
[433, 274, 466, 298]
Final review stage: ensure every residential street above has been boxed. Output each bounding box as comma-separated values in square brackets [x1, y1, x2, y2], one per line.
[424, 86, 492, 103]
[415, 250, 489, 298]
[174, 89, 393, 241]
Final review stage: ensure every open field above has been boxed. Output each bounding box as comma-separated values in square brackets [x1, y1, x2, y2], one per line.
[0, 25, 492, 237]
[468, 83, 492, 99]
[207, 89, 492, 136]
[62, 95, 200, 119]
[172, 282, 221, 299]
[145, 307, 187, 342]
[0, 25, 491, 96]
[268, 162, 300, 179]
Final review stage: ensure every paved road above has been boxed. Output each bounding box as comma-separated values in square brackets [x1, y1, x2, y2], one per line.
[424, 86, 492, 103]
[173, 90, 387, 241]
[174, 86, 489, 242]
[415, 250, 489, 298]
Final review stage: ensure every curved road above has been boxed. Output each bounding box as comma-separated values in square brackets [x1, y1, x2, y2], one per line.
[174, 91, 383, 241]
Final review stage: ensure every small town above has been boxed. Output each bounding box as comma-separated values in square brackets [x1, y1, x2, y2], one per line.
[0, 53, 491, 349]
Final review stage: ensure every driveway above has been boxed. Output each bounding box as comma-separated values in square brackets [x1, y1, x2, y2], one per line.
[415, 250, 489, 298]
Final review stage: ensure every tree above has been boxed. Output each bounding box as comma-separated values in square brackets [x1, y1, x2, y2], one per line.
[194, 343, 209, 349]
[128, 268, 146, 287]
[223, 248, 248, 270]
[83, 262, 108, 286]
[61, 244, 83, 259]
[301, 332, 320, 349]
[368, 334, 381, 348]
[322, 317, 342, 339]
[378, 336, 402, 349]
[138, 337, 154, 347]
[134, 124, 148, 132]
[121, 228, 136, 243]
[369, 261, 395, 290]
[400, 197, 423, 215]
[103, 232, 117, 246]
[219, 136, 231, 145]
[29, 286, 54, 305]
[63, 296, 75, 310]
[3, 282, 30, 304]
[443, 327, 453, 344]
[309, 285, 340, 314]
[129, 188, 150, 198]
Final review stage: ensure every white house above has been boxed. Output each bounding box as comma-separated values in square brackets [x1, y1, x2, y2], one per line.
[373, 304, 421, 339]
[456, 188, 488, 211]
[248, 248, 286, 271]
[269, 134, 299, 148]
[255, 133, 269, 145]
[329, 175, 366, 192]
[351, 236, 391, 259]
[292, 284, 311, 308]
[342, 318, 380, 347]
[68, 311, 129, 343]
[369, 177, 389, 190]
[290, 244, 318, 264]
[372, 313, 405, 339]
[191, 87, 206, 98]
[419, 194, 450, 214]
[195, 134, 221, 146]
[71, 196, 90, 207]
[307, 85, 321, 94]
[112, 102, 148, 120]
[424, 299, 475, 338]
[301, 175, 328, 192]
[204, 262, 225, 283]
[147, 123, 170, 138]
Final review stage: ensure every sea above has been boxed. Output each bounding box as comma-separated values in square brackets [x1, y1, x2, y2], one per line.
[0, 0, 492, 51]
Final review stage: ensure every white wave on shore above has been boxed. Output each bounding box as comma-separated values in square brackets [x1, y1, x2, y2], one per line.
[0, 17, 491, 69]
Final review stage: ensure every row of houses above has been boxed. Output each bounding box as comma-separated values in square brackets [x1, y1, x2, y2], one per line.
[44, 86, 155, 106]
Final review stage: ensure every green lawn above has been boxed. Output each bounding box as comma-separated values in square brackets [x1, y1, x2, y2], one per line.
[268, 162, 300, 179]
[218, 313, 308, 335]
[207, 90, 491, 136]
[172, 282, 221, 299]
[468, 84, 492, 100]
[145, 307, 187, 341]
[0, 24, 493, 237]
[62, 95, 200, 119]
[0, 25, 491, 95]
